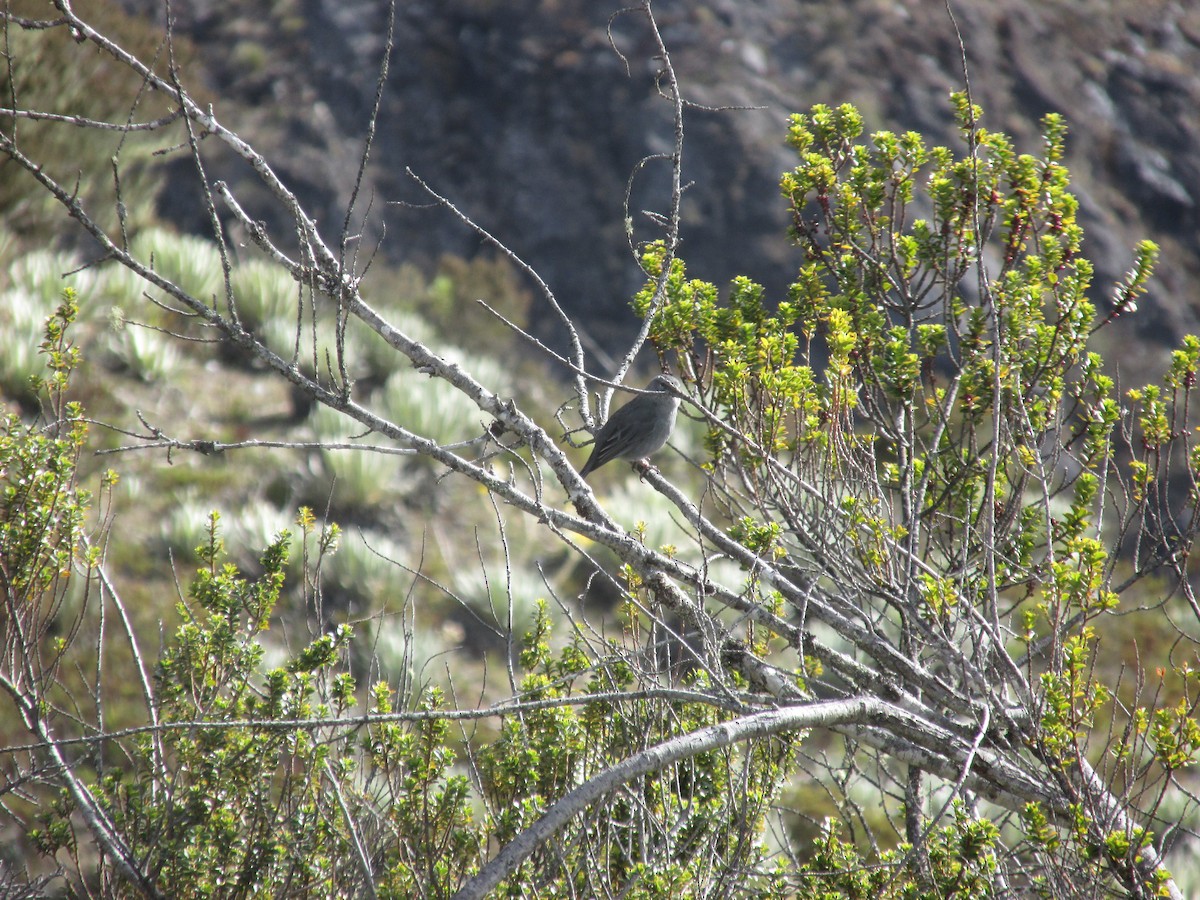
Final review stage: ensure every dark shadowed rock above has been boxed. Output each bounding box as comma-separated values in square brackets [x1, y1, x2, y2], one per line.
[120, 0, 1200, 375]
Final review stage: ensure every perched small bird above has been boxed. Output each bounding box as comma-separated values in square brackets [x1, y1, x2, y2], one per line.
[579, 374, 684, 479]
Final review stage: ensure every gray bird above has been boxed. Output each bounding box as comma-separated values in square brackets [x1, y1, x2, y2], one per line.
[579, 374, 684, 479]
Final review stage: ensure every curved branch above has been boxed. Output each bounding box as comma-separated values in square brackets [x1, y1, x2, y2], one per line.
[452, 698, 901, 900]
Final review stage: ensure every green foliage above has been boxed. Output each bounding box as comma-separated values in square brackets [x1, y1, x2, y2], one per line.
[371, 688, 480, 899]
[476, 607, 797, 897]
[73, 514, 482, 898]
[1, 324, 795, 895]
[796, 808, 1000, 898]
[0, 292, 91, 675]
[19, 532, 799, 896]
[640, 98, 1118, 486]
[89, 524, 355, 894]
[633, 94, 1200, 892]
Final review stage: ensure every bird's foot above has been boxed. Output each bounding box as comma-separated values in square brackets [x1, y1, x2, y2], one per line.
[633, 458, 657, 480]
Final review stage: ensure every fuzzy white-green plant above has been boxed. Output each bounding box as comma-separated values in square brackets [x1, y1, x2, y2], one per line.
[228, 260, 301, 330]
[375, 346, 514, 448]
[159, 490, 220, 559]
[305, 406, 414, 510]
[6, 250, 100, 311]
[220, 502, 303, 566]
[352, 309, 439, 379]
[311, 524, 463, 689]
[302, 342, 514, 508]
[362, 612, 463, 697]
[446, 561, 546, 640]
[0, 251, 106, 398]
[92, 256, 154, 310]
[0, 288, 54, 399]
[320, 527, 412, 605]
[107, 317, 183, 382]
[129, 229, 224, 312]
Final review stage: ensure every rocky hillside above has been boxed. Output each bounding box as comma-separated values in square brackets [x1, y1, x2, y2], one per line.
[119, 0, 1200, 375]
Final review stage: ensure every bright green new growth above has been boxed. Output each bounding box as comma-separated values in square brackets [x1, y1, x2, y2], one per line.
[3, 302, 800, 897]
[634, 94, 1198, 892]
[0, 292, 91, 649]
